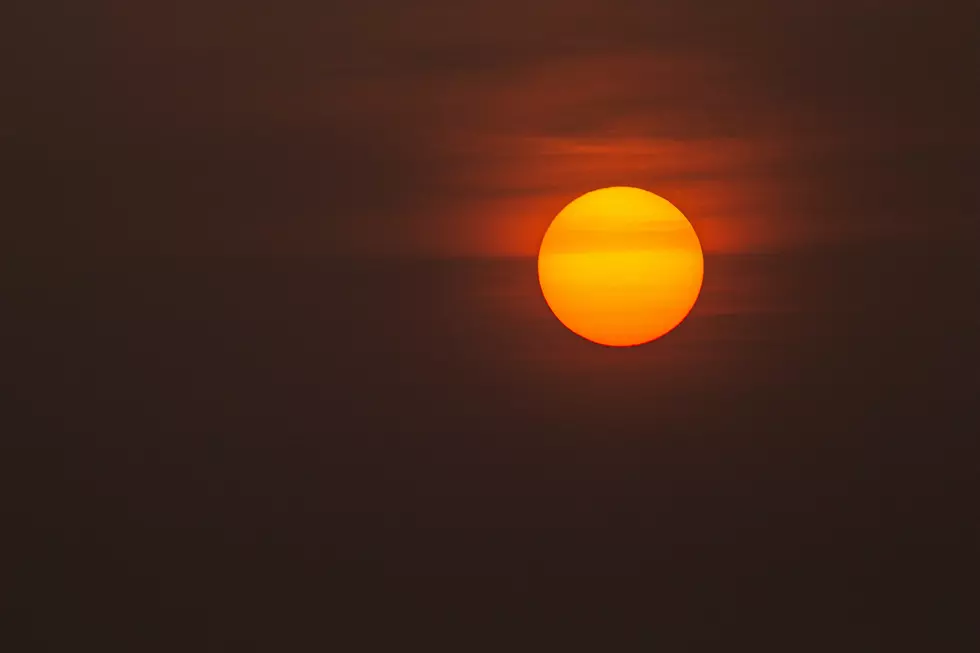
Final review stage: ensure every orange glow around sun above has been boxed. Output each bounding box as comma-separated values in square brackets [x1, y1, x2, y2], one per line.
[538, 187, 704, 347]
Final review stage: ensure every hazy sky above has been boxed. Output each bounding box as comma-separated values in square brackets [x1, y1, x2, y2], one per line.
[6, 4, 979, 646]
[8, 1, 977, 257]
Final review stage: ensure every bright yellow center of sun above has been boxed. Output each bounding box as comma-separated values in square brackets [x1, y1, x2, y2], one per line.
[537, 187, 704, 347]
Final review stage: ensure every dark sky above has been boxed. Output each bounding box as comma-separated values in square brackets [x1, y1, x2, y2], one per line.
[7, 0, 977, 257]
[4, 2, 979, 650]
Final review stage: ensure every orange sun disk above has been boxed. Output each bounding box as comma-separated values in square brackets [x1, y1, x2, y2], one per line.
[537, 187, 704, 347]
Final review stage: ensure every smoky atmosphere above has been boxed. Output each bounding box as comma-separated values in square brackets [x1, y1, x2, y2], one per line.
[4, 1, 978, 650]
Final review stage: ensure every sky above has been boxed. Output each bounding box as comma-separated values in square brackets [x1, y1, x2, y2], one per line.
[7, 0, 977, 257]
[5, 3, 979, 648]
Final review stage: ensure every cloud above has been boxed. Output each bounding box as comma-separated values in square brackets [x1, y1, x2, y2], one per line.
[6, 0, 976, 258]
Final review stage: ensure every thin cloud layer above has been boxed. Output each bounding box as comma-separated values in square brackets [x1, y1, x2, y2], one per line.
[6, 0, 976, 257]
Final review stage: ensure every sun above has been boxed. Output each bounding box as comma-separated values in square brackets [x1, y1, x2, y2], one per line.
[537, 187, 704, 347]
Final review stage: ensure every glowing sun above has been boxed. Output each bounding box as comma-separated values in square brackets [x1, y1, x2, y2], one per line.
[538, 187, 704, 347]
